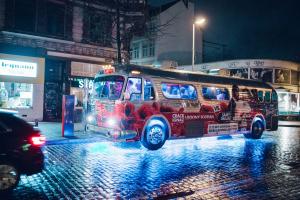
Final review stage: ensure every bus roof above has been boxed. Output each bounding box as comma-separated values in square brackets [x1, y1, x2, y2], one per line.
[112, 64, 273, 89]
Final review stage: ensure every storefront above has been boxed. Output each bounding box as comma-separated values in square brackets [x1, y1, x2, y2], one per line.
[0, 53, 45, 121]
[179, 59, 300, 118]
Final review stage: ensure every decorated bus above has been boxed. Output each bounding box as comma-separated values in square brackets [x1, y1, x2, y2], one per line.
[85, 64, 278, 150]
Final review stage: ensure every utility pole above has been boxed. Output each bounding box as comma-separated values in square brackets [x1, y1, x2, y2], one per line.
[116, 0, 122, 64]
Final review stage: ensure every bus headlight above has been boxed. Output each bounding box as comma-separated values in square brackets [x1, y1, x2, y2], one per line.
[107, 118, 116, 126]
[87, 115, 94, 123]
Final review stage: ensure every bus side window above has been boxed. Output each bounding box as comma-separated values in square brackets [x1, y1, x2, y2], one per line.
[250, 89, 258, 101]
[272, 91, 278, 102]
[264, 91, 271, 102]
[239, 88, 251, 101]
[125, 77, 142, 101]
[258, 91, 264, 102]
[144, 79, 155, 100]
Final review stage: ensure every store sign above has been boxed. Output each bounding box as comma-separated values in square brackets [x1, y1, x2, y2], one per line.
[69, 77, 93, 89]
[0, 59, 37, 77]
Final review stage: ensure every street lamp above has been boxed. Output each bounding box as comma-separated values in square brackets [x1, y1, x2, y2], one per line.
[192, 17, 206, 71]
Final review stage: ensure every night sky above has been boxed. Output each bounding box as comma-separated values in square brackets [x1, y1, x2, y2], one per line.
[149, 0, 300, 62]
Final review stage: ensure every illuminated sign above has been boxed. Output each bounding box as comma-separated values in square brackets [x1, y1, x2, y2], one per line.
[0, 59, 37, 77]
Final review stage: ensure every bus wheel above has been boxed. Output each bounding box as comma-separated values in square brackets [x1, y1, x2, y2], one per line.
[141, 124, 167, 150]
[244, 120, 264, 139]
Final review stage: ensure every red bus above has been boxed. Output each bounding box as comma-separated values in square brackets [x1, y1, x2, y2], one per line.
[86, 64, 278, 150]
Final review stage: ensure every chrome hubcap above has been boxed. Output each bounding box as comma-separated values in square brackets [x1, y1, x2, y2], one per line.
[147, 126, 164, 145]
[0, 165, 18, 190]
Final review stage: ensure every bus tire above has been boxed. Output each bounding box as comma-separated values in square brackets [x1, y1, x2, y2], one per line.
[244, 120, 264, 139]
[141, 122, 167, 150]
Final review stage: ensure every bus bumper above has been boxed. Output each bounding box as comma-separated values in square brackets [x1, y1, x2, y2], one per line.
[86, 124, 137, 140]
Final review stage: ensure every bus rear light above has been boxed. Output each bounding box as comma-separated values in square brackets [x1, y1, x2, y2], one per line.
[31, 135, 46, 146]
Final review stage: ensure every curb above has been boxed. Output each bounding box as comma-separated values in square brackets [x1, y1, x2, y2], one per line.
[278, 124, 300, 128]
[46, 137, 105, 146]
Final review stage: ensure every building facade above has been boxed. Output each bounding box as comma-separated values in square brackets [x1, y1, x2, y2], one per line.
[130, 0, 203, 67]
[178, 59, 300, 117]
[0, 0, 145, 122]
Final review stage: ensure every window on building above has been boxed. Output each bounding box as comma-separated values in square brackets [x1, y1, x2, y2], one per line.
[0, 82, 33, 109]
[131, 43, 140, 59]
[142, 42, 148, 57]
[83, 10, 112, 46]
[14, 0, 36, 32]
[46, 1, 65, 37]
[202, 86, 229, 101]
[144, 79, 155, 101]
[125, 78, 142, 101]
[162, 83, 197, 100]
[149, 41, 155, 57]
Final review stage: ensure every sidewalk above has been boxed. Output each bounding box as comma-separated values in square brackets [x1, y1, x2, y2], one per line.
[34, 122, 107, 145]
[278, 120, 300, 127]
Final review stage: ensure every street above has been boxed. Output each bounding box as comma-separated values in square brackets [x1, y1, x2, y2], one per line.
[4, 127, 300, 200]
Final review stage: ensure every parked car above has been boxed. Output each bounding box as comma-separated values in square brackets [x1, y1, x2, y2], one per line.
[0, 110, 45, 192]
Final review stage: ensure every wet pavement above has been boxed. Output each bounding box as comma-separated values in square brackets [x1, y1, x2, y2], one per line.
[3, 127, 300, 199]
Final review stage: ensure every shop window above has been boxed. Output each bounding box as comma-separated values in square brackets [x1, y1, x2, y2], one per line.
[291, 70, 298, 85]
[258, 91, 264, 102]
[144, 79, 155, 101]
[264, 91, 271, 102]
[161, 83, 197, 100]
[125, 78, 142, 101]
[275, 69, 291, 84]
[0, 82, 33, 109]
[202, 86, 229, 101]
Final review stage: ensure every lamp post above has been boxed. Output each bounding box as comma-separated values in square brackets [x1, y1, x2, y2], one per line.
[192, 17, 206, 71]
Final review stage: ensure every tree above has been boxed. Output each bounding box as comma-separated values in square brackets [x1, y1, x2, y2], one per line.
[80, 0, 148, 64]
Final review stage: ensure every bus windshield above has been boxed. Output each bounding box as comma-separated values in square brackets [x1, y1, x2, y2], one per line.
[94, 75, 125, 100]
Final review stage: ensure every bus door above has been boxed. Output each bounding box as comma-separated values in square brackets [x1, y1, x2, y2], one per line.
[230, 86, 252, 130]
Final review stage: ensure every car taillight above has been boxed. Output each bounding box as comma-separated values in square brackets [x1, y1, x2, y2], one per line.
[30, 135, 46, 146]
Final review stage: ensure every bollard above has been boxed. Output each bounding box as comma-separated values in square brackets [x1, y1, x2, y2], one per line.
[34, 119, 39, 127]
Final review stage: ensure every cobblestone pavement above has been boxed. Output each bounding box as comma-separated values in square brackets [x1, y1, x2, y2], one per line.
[3, 127, 300, 199]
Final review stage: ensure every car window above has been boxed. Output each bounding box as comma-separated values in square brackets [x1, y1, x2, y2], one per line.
[0, 114, 33, 134]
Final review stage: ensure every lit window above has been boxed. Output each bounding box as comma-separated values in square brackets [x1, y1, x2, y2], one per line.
[125, 78, 142, 101]
[149, 41, 155, 56]
[202, 86, 229, 100]
[144, 79, 155, 100]
[161, 83, 197, 100]
[0, 82, 33, 109]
